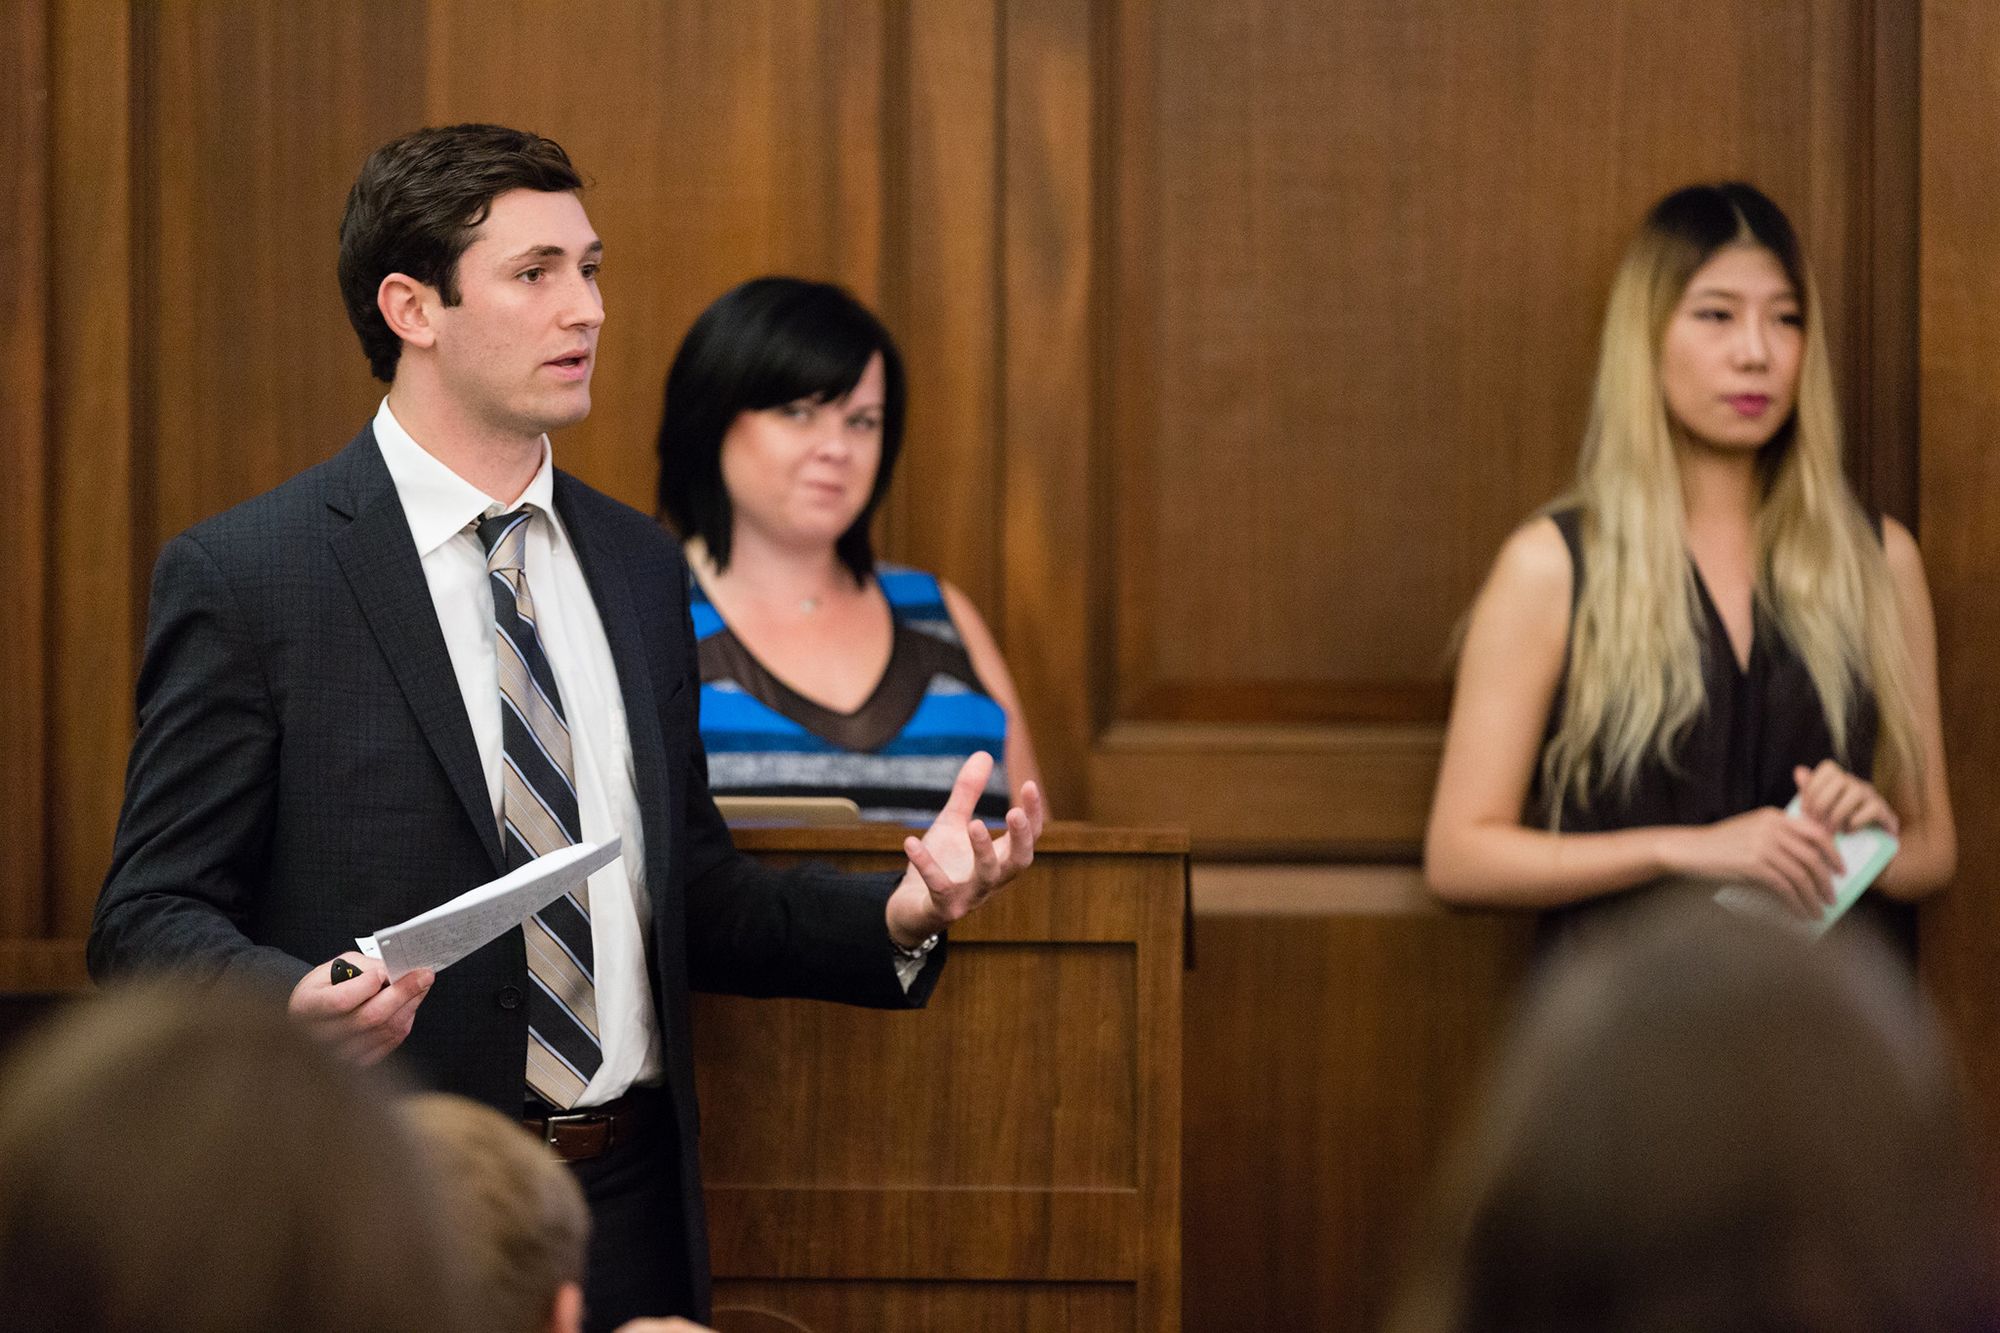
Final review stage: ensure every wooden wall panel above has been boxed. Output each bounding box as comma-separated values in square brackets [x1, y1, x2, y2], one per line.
[1862, 1, 1920, 525]
[46, 0, 137, 941]
[1083, 0, 1906, 853]
[135, 2, 905, 541]
[1917, 0, 2000, 1126]
[423, 0, 896, 514]
[1184, 876, 1533, 1333]
[1127, 0, 1811, 697]
[1092, 721, 1440, 855]
[145, 1, 423, 549]
[885, 1, 1004, 618]
[1, 0, 48, 939]
[711, 1281, 1133, 1332]
[998, 0, 1101, 809]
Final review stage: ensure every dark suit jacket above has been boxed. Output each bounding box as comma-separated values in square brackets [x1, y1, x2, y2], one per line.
[89, 426, 943, 1311]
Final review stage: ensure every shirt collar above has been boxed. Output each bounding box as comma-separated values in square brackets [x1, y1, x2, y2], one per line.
[371, 398, 559, 557]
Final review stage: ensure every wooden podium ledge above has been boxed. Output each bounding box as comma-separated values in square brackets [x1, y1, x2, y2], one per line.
[729, 820, 1189, 856]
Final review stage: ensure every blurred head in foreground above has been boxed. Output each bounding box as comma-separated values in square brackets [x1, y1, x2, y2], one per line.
[1389, 908, 1998, 1333]
[404, 1092, 592, 1333]
[0, 983, 464, 1333]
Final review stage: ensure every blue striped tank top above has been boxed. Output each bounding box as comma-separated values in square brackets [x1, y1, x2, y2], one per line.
[692, 566, 1011, 824]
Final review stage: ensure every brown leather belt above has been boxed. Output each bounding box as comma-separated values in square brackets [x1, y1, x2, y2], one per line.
[522, 1091, 644, 1163]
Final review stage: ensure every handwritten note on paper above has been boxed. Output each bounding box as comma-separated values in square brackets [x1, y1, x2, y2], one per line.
[356, 839, 622, 980]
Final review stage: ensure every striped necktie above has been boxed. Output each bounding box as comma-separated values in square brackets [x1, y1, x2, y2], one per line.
[477, 507, 602, 1109]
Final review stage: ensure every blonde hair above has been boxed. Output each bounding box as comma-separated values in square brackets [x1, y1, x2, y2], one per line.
[1543, 183, 1921, 821]
[403, 1093, 591, 1333]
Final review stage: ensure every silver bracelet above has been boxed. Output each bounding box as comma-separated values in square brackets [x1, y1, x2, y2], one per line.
[891, 931, 940, 962]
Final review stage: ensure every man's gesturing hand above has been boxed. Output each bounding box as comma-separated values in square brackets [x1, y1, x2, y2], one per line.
[288, 951, 434, 1066]
[886, 751, 1046, 948]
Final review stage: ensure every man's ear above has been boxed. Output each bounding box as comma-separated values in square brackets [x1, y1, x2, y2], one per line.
[546, 1279, 585, 1333]
[376, 272, 438, 352]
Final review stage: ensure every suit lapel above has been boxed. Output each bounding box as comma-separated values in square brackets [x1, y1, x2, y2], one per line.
[554, 476, 674, 874]
[326, 431, 506, 871]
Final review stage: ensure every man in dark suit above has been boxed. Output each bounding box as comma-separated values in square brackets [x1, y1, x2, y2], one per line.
[88, 123, 1043, 1331]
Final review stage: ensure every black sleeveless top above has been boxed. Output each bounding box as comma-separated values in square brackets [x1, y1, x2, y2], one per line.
[1531, 508, 1909, 952]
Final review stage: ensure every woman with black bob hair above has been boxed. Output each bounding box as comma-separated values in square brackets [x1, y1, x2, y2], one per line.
[657, 276, 1042, 823]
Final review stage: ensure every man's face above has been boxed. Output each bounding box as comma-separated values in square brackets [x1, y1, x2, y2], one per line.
[427, 188, 603, 441]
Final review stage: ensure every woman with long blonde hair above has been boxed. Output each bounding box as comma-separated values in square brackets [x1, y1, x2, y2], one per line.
[1424, 183, 1954, 937]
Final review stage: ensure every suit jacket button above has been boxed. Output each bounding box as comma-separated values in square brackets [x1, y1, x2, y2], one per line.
[498, 986, 522, 1010]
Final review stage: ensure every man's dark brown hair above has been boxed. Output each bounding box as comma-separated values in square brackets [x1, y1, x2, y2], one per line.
[338, 123, 583, 382]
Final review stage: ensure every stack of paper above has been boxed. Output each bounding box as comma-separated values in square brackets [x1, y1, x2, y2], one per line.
[357, 839, 623, 980]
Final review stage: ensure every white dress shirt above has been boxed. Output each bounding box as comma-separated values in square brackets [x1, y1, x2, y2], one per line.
[373, 398, 660, 1106]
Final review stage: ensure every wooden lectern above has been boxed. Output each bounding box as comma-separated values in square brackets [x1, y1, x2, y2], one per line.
[694, 823, 1187, 1333]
